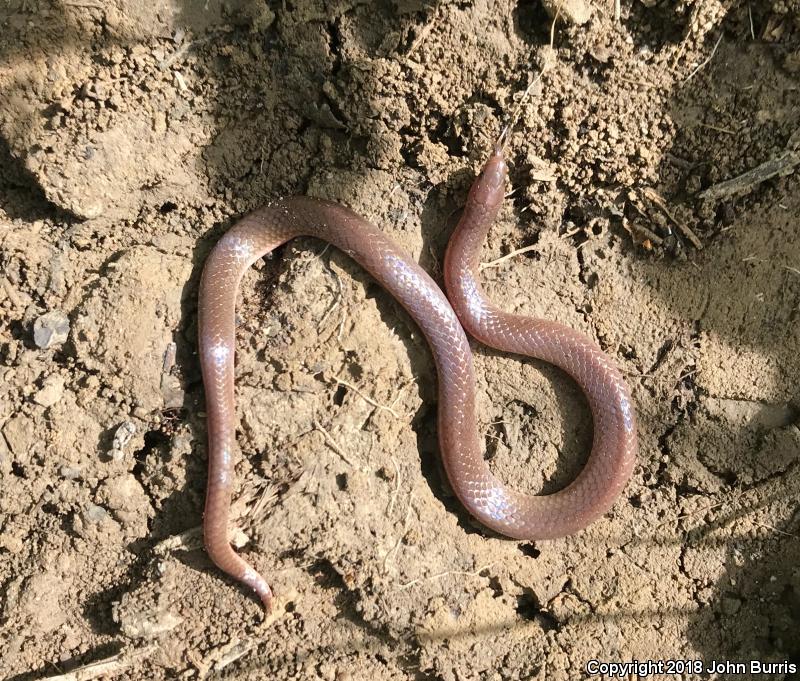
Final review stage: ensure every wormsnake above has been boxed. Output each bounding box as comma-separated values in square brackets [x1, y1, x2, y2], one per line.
[198, 148, 637, 610]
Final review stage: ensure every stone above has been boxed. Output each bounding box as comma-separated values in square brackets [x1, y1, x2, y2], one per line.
[33, 311, 70, 349]
[33, 375, 65, 407]
[541, 0, 593, 25]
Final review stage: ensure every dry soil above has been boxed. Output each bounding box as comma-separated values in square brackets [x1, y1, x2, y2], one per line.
[1, 1, 799, 679]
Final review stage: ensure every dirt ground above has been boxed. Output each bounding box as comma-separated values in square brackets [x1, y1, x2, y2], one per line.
[1, 0, 799, 679]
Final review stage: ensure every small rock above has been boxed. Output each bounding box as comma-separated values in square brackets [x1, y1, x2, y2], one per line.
[170, 432, 192, 458]
[589, 43, 612, 63]
[231, 528, 250, 549]
[541, 0, 592, 25]
[376, 464, 395, 482]
[83, 503, 108, 524]
[33, 311, 70, 349]
[160, 373, 184, 409]
[33, 375, 65, 407]
[118, 608, 183, 639]
[110, 421, 136, 460]
[784, 50, 800, 74]
[97, 473, 150, 531]
[2, 413, 34, 460]
[0, 532, 24, 554]
[721, 595, 742, 615]
[59, 465, 82, 479]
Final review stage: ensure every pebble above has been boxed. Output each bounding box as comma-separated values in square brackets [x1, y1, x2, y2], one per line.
[33, 375, 65, 407]
[541, 0, 592, 25]
[2, 413, 34, 459]
[110, 421, 136, 460]
[83, 503, 108, 524]
[721, 595, 742, 615]
[59, 465, 82, 479]
[0, 532, 24, 554]
[33, 310, 70, 349]
[118, 608, 183, 639]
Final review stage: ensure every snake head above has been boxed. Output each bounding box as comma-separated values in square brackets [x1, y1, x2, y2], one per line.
[469, 146, 508, 210]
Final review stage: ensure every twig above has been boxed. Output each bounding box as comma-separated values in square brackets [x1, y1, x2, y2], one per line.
[312, 420, 357, 467]
[549, 6, 560, 47]
[698, 122, 735, 135]
[249, 482, 279, 520]
[616, 76, 658, 89]
[62, 1, 103, 8]
[336, 308, 348, 342]
[332, 376, 401, 418]
[675, 368, 697, 387]
[480, 244, 540, 271]
[619, 493, 741, 549]
[154, 525, 251, 555]
[699, 149, 800, 202]
[382, 501, 413, 573]
[158, 34, 215, 71]
[212, 638, 257, 674]
[45, 645, 158, 681]
[614, 0, 620, 22]
[684, 32, 724, 82]
[407, 4, 439, 57]
[752, 521, 797, 538]
[203, 597, 292, 674]
[627, 221, 665, 247]
[561, 225, 584, 239]
[641, 188, 703, 249]
[154, 526, 202, 554]
[318, 268, 343, 329]
[395, 562, 497, 591]
[496, 9, 559, 149]
[386, 456, 402, 517]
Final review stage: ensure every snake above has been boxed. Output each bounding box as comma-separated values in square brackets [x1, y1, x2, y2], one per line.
[197, 147, 638, 610]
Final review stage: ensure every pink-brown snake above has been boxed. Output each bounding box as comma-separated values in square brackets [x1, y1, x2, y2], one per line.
[197, 148, 637, 610]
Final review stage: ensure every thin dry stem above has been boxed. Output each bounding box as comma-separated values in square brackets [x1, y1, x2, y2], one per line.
[44, 645, 158, 681]
[627, 221, 665, 247]
[641, 188, 703, 250]
[395, 562, 497, 591]
[313, 419, 358, 467]
[684, 32, 724, 83]
[386, 455, 402, 517]
[496, 9, 559, 150]
[333, 376, 401, 418]
[480, 244, 540, 271]
[318, 268, 343, 329]
[382, 501, 413, 573]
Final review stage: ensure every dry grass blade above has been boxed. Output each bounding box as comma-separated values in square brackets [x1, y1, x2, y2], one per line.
[496, 8, 559, 149]
[480, 244, 540, 271]
[45, 645, 158, 681]
[313, 419, 357, 467]
[684, 32, 724, 82]
[332, 375, 401, 417]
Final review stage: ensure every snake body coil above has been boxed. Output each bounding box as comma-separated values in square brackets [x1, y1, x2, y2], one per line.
[198, 149, 637, 610]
